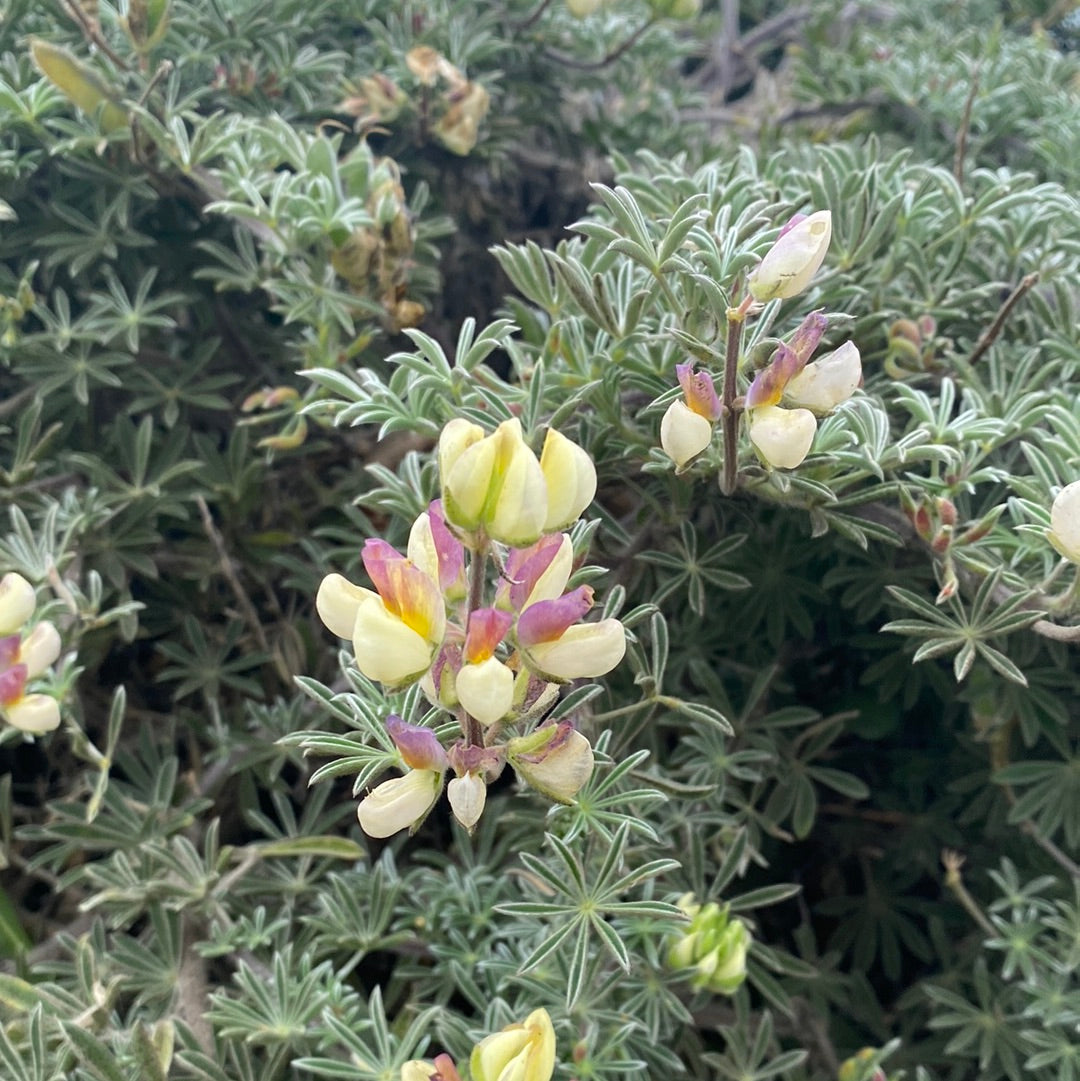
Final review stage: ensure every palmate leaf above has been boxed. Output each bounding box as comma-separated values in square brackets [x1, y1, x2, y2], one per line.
[882, 570, 1043, 684]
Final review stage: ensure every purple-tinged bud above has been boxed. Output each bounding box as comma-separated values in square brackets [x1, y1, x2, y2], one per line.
[464, 608, 513, 664]
[386, 715, 448, 772]
[676, 363, 721, 421]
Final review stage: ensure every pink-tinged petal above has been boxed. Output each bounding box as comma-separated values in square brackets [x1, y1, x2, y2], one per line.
[745, 343, 801, 409]
[776, 213, 807, 239]
[317, 574, 377, 639]
[0, 634, 20, 667]
[516, 585, 594, 647]
[387, 714, 449, 771]
[0, 573, 35, 637]
[407, 503, 466, 597]
[0, 663, 27, 706]
[522, 619, 627, 681]
[676, 363, 722, 421]
[357, 769, 443, 838]
[787, 311, 828, 365]
[456, 656, 514, 726]
[428, 500, 466, 594]
[4, 693, 60, 734]
[464, 607, 513, 663]
[352, 595, 438, 687]
[362, 540, 445, 644]
[18, 622, 60, 678]
[499, 534, 572, 612]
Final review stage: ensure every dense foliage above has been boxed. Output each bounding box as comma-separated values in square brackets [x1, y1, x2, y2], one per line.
[1, 2, 1078, 1080]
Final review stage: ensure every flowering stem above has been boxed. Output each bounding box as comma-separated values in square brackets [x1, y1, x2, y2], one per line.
[720, 295, 753, 496]
[463, 540, 490, 747]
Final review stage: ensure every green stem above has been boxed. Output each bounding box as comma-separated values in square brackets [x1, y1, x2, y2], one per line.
[463, 540, 490, 747]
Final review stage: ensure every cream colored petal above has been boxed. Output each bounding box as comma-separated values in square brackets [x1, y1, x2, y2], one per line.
[357, 770, 441, 838]
[524, 619, 626, 681]
[1049, 480, 1080, 563]
[18, 622, 61, 678]
[317, 574, 377, 639]
[540, 429, 597, 531]
[660, 399, 713, 469]
[0, 572, 35, 636]
[748, 405, 816, 469]
[352, 595, 435, 687]
[784, 341, 861, 413]
[447, 771, 487, 832]
[5, 694, 60, 734]
[456, 657, 514, 726]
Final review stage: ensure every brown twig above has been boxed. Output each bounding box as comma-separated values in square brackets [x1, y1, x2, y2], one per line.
[544, 18, 656, 71]
[195, 494, 272, 658]
[512, 0, 555, 32]
[966, 272, 1039, 365]
[60, 0, 132, 72]
[952, 61, 982, 186]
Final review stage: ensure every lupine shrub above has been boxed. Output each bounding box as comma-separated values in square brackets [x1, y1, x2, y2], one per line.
[1, 2, 1078, 1081]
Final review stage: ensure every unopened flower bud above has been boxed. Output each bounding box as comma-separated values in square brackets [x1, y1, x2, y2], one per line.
[0, 573, 35, 635]
[1049, 480, 1080, 563]
[667, 896, 751, 995]
[539, 429, 596, 532]
[471, 1009, 556, 1081]
[447, 770, 486, 832]
[747, 211, 832, 302]
[748, 405, 816, 469]
[508, 723, 594, 803]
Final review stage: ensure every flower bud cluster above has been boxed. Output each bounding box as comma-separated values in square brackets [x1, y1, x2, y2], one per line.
[659, 208, 861, 478]
[0, 573, 62, 734]
[745, 312, 862, 470]
[666, 894, 751, 995]
[317, 419, 625, 838]
[403, 1008, 555, 1081]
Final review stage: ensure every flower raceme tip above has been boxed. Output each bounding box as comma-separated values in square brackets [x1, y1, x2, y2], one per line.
[439, 418, 596, 547]
[747, 210, 832, 303]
